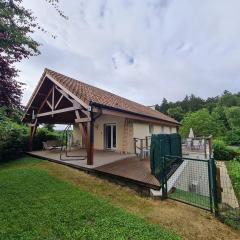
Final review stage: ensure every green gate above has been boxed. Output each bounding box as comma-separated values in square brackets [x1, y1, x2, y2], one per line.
[150, 134, 218, 213]
[162, 155, 218, 212]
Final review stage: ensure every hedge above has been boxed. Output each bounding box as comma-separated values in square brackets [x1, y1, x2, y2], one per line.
[0, 120, 62, 161]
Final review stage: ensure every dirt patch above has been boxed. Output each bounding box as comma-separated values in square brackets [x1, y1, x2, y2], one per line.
[37, 160, 240, 240]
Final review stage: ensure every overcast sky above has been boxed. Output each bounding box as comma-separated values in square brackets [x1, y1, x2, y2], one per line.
[18, 0, 240, 106]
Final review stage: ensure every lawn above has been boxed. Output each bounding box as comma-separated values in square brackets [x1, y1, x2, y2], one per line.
[0, 157, 179, 240]
[169, 189, 210, 210]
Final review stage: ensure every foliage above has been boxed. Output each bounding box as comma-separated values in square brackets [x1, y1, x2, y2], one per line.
[0, 0, 40, 108]
[42, 123, 55, 132]
[0, 157, 180, 240]
[0, 106, 23, 123]
[0, 119, 28, 161]
[211, 105, 230, 130]
[213, 140, 239, 160]
[225, 129, 240, 146]
[156, 91, 240, 146]
[33, 127, 62, 150]
[0, 108, 62, 160]
[0, 0, 67, 109]
[167, 106, 184, 122]
[219, 90, 240, 107]
[179, 109, 224, 138]
[224, 160, 240, 230]
[225, 106, 240, 129]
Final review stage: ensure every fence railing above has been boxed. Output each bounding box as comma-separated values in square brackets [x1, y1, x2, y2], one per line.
[133, 136, 151, 159]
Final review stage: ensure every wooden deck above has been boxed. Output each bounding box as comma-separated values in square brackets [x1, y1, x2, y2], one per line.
[28, 149, 160, 190]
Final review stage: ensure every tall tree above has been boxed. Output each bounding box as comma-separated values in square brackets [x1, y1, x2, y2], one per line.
[180, 108, 225, 138]
[0, 0, 67, 109]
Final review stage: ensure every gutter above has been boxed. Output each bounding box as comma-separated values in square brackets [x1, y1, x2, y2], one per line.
[90, 101, 180, 126]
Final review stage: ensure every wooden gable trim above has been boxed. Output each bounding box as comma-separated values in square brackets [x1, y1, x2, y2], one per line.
[45, 73, 90, 110]
[22, 70, 48, 121]
[23, 70, 91, 122]
[36, 107, 77, 117]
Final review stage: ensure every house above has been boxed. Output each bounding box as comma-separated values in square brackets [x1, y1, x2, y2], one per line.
[22, 68, 180, 166]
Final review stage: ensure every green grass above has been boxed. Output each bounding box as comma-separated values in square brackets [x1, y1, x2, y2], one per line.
[169, 189, 210, 209]
[0, 157, 180, 240]
[222, 160, 240, 230]
[227, 160, 240, 201]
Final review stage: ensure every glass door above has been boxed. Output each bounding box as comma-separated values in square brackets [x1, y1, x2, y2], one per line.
[104, 124, 116, 150]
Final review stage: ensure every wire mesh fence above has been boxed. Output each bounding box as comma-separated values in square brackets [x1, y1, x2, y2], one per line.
[163, 155, 212, 211]
[216, 160, 240, 230]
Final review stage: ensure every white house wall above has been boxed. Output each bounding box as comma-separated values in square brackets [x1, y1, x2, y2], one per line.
[73, 116, 178, 154]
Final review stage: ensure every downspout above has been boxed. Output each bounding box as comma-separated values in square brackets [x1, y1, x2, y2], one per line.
[88, 102, 103, 165]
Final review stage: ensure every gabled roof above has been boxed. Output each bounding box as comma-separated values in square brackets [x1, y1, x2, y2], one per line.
[24, 68, 179, 125]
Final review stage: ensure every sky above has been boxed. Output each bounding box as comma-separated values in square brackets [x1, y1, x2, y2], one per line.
[18, 0, 240, 106]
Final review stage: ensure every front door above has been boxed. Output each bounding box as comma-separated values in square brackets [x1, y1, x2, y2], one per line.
[104, 124, 116, 150]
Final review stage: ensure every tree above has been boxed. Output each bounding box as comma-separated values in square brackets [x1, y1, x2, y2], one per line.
[219, 90, 239, 107]
[0, 0, 67, 109]
[225, 106, 240, 129]
[180, 108, 225, 138]
[157, 98, 169, 114]
[167, 106, 184, 122]
[211, 105, 230, 130]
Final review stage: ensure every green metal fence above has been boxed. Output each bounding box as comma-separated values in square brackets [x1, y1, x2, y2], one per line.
[162, 155, 218, 212]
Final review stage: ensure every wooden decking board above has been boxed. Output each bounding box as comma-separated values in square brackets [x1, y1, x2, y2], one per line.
[27, 150, 160, 190]
[94, 157, 160, 188]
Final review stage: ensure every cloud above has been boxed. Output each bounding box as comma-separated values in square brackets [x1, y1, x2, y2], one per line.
[18, 0, 240, 106]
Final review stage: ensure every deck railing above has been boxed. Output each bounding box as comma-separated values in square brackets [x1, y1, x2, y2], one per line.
[133, 136, 151, 160]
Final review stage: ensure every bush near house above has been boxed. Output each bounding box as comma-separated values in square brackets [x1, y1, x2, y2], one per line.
[0, 108, 62, 161]
[33, 127, 62, 150]
[0, 120, 29, 161]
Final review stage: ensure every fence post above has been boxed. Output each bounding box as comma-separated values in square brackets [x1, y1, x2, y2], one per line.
[140, 139, 143, 159]
[211, 158, 219, 216]
[161, 156, 168, 200]
[145, 136, 148, 150]
[133, 138, 137, 155]
[208, 160, 213, 213]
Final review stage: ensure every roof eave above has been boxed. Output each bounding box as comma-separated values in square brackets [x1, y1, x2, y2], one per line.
[90, 102, 180, 126]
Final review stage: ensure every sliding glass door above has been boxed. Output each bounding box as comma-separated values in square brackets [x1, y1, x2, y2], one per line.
[104, 124, 116, 150]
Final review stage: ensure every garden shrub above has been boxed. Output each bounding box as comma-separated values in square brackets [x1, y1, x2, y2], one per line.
[0, 120, 29, 161]
[33, 127, 62, 150]
[0, 118, 62, 161]
[213, 140, 239, 160]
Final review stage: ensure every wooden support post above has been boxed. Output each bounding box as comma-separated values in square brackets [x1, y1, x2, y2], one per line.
[204, 138, 207, 159]
[87, 112, 94, 165]
[29, 120, 38, 151]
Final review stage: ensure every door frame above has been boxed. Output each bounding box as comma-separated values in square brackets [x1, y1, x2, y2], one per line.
[104, 123, 117, 151]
